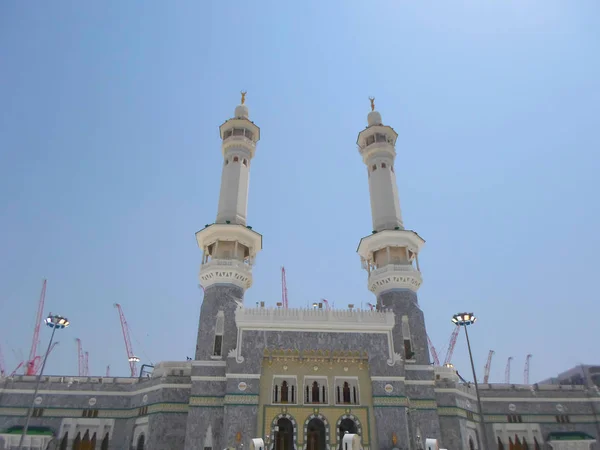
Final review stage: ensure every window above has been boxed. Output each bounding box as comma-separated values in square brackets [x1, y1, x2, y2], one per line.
[366, 135, 375, 146]
[233, 156, 239, 162]
[244, 129, 254, 140]
[243, 159, 247, 166]
[225, 159, 229, 165]
[556, 415, 570, 423]
[372, 164, 377, 171]
[375, 133, 387, 142]
[335, 378, 359, 405]
[507, 414, 522, 423]
[381, 163, 386, 168]
[391, 165, 394, 172]
[213, 312, 225, 357]
[224, 130, 233, 138]
[304, 378, 327, 404]
[232, 128, 244, 137]
[273, 377, 297, 404]
[32, 408, 44, 417]
[466, 411, 475, 421]
[402, 316, 415, 360]
[138, 406, 148, 416]
[82, 409, 99, 418]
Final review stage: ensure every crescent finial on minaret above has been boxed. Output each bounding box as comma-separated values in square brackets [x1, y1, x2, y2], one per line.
[369, 97, 375, 111]
[241, 91, 247, 105]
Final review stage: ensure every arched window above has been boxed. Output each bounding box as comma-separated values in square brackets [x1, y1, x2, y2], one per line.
[281, 381, 289, 402]
[371, 164, 377, 171]
[212, 312, 224, 357]
[72, 432, 81, 450]
[311, 381, 320, 403]
[90, 433, 97, 450]
[243, 159, 248, 166]
[533, 438, 541, 450]
[497, 437, 505, 450]
[137, 434, 145, 450]
[233, 156, 239, 162]
[274, 384, 279, 402]
[342, 382, 351, 404]
[274, 418, 294, 450]
[402, 315, 414, 360]
[381, 162, 387, 168]
[469, 437, 475, 450]
[81, 430, 90, 450]
[101, 433, 109, 450]
[338, 419, 358, 450]
[60, 433, 68, 450]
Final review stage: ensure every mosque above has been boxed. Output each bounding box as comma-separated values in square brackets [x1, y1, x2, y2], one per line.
[0, 96, 598, 450]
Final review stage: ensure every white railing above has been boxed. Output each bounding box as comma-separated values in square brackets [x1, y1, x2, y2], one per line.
[201, 258, 252, 271]
[236, 307, 395, 331]
[370, 264, 419, 278]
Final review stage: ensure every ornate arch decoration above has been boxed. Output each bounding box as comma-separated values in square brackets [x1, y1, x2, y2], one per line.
[303, 413, 331, 450]
[335, 413, 363, 440]
[269, 413, 298, 450]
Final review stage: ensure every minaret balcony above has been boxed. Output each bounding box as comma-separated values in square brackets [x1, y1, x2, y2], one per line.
[367, 263, 422, 295]
[199, 258, 254, 290]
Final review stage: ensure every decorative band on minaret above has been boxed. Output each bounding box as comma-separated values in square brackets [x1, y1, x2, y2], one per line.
[194, 93, 263, 291]
[356, 99, 424, 295]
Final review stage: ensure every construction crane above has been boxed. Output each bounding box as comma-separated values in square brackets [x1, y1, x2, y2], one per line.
[505, 356, 513, 383]
[106, 365, 110, 377]
[524, 354, 533, 384]
[443, 326, 461, 366]
[321, 299, 331, 311]
[427, 335, 441, 366]
[114, 303, 140, 377]
[75, 338, 85, 376]
[483, 350, 495, 383]
[281, 267, 289, 308]
[34, 341, 59, 375]
[84, 352, 89, 376]
[0, 343, 5, 377]
[24, 279, 48, 375]
[366, 302, 375, 311]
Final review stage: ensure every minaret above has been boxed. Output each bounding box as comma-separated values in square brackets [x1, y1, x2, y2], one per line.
[194, 92, 262, 360]
[356, 98, 429, 366]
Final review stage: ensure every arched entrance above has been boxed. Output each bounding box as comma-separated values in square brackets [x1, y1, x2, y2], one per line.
[136, 434, 145, 450]
[469, 437, 476, 450]
[306, 418, 326, 450]
[338, 419, 357, 450]
[275, 418, 294, 450]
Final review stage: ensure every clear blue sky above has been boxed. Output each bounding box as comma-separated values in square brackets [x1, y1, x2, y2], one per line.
[1, 1, 598, 383]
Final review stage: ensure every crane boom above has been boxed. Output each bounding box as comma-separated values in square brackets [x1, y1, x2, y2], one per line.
[443, 326, 460, 365]
[26, 279, 47, 376]
[427, 335, 441, 366]
[281, 267, 289, 308]
[524, 354, 532, 384]
[483, 350, 495, 383]
[114, 303, 140, 377]
[84, 352, 89, 376]
[505, 356, 513, 384]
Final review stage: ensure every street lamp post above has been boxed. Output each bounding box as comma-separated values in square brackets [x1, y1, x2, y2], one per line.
[452, 313, 489, 450]
[18, 314, 70, 450]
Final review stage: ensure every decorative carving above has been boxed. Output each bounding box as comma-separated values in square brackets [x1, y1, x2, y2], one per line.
[387, 352, 403, 367]
[241, 91, 247, 105]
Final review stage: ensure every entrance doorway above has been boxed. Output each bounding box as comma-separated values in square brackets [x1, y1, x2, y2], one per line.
[274, 418, 294, 450]
[338, 418, 358, 450]
[306, 418, 326, 450]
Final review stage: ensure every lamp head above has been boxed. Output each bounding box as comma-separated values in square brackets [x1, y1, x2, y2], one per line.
[45, 314, 70, 329]
[451, 312, 476, 326]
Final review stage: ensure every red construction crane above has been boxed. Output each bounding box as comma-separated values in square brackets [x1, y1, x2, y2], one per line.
[367, 303, 375, 311]
[443, 326, 460, 366]
[33, 341, 59, 375]
[524, 354, 532, 384]
[114, 303, 140, 377]
[505, 356, 513, 383]
[75, 338, 85, 376]
[281, 267, 289, 308]
[427, 335, 441, 366]
[483, 350, 495, 383]
[25, 279, 47, 375]
[84, 352, 89, 376]
[321, 299, 331, 311]
[0, 343, 5, 377]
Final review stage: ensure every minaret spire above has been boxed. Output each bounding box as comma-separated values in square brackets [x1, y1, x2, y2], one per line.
[356, 100, 428, 359]
[195, 95, 263, 292]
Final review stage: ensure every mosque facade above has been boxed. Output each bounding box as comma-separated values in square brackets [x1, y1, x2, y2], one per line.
[0, 98, 598, 450]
